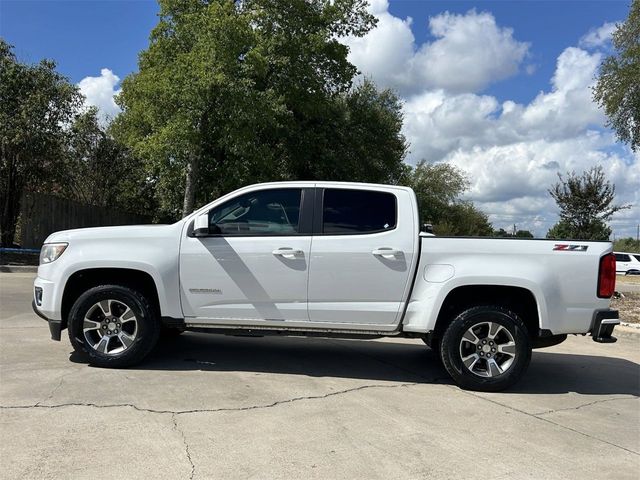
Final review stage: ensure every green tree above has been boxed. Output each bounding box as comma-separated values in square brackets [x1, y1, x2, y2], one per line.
[546, 166, 629, 240]
[296, 80, 407, 184]
[400, 161, 493, 236]
[493, 228, 534, 238]
[593, 0, 640, 151]
[113, 0, 394, 219]
[0, 40, 83, 246]
[515, 229, 534, 238]
[437, 202, 493, 236]
[613, 237, 640, 253]
[62, 108, 157, 215]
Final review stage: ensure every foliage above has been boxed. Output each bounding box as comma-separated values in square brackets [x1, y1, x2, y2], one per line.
[546, 166, 629, 240]
[515, 229, 535, 238]
[593, 0, 640, 151]
[613, 237, 640, 253]
[62, 108, 157, 216]
[493, 228, 534, 238]
[112, 0, 400, 219]
[399, 161, 493, 236]
[0, 39, 83, 246]
[546, 219, 612, 240]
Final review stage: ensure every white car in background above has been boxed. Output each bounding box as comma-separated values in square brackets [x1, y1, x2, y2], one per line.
[614, 252, 640, 275]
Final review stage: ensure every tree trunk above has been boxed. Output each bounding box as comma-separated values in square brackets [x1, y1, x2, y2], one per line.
[0, 193, 21, 247]
[0, 147, 22, 247]
[182, 154, 199, 217]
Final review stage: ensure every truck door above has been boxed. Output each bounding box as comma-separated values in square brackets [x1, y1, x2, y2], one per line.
[180, 187, 313, 322]
[307, 187, 417, 326]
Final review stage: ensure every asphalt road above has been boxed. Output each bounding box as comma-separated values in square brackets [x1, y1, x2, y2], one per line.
[1, 273, 638, 479]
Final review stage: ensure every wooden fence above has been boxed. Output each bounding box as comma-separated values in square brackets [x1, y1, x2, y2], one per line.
[19, 192, 154, 249]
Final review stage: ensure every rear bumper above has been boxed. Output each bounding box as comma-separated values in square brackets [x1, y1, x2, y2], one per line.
[590, 309, 619, 343]
[32, 299, 62, 341]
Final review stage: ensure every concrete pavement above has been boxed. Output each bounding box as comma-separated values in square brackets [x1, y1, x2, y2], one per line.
[1, 272, 638, 479]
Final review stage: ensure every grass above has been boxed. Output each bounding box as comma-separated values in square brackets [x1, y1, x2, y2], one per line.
[617, 275, 640, 285]
[611, 292, 640, 324]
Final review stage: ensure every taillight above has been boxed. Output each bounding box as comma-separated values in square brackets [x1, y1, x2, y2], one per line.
[597, 253, 616, 298]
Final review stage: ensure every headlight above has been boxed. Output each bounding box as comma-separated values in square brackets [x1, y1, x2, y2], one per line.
[39, 243, 68, 264]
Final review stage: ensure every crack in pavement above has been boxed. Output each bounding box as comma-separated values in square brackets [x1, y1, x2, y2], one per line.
[0, 381, 419, 416]
[330, 338, 640, 457]
[172, 413, 195, 480]
[461, 390, 640, 456]
[533, 396, 639, 416]
[34, 370, 81, 407]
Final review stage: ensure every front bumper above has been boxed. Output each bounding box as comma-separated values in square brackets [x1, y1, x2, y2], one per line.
[32, 299, 63, 341]
[590, 309, 619, 343]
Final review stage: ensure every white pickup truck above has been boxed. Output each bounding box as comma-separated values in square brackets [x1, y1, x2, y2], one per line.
[33, 182, 619, 391]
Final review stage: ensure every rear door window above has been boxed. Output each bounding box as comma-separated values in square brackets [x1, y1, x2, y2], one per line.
[322, 189, 397, 235]
[615, 253, 631, 262]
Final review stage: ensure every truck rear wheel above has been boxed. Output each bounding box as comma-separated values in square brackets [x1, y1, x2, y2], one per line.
[68, 285, 161, 368]
[440, 305, 531, 392]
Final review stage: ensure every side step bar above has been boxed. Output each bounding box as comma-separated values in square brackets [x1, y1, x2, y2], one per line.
[184, 323, 400, 339]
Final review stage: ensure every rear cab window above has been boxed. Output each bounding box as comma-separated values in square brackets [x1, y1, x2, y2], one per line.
[322, 189, 397, 235]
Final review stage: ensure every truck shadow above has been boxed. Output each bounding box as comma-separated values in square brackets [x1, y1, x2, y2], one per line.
[118, 333, 640, 396]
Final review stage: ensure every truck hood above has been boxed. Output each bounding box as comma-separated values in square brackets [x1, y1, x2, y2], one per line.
[44, 224, 174, 244]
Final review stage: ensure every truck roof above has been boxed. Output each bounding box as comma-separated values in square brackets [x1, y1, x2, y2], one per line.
[248, 180, 415, 193]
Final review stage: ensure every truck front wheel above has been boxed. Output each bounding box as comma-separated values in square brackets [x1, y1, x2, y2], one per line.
[68, 285, 161, 368]
[440, 305, 532, 392]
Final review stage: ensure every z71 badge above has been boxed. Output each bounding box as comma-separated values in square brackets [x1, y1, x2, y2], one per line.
[553, 244, 588, 252]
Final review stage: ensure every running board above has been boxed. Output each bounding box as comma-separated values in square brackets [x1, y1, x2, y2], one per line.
[184, 323, 401, 339]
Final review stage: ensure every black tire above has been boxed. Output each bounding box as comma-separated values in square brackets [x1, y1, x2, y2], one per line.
[440, 305, 531, 392]
[68, 285, 161, 368]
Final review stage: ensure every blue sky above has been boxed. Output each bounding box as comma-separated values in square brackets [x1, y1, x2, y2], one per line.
[1, 0, 629, 101]
[391, 1, 629, 103]
[1, 0, 638, 237]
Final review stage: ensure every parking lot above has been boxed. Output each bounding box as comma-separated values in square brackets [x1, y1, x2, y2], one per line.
[1, 272, 638, 479]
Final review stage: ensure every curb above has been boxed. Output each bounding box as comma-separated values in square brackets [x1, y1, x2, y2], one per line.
[0, 265, 38, 273]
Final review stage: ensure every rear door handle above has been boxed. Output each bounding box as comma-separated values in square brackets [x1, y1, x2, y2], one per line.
[372, 248, 402, 257]
[272, 248, 303, 258]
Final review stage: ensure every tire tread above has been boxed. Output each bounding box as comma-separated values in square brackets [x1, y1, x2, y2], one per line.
[440, 305, 532, 392]
[68, 284, 161, 368]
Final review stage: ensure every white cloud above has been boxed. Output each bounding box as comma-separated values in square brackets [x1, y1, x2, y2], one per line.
[579, 22, 617, 49]
[345, 8, 529, 94]
[78, 68, 121, 124]
[344, 3, 638, 238]
[401, 47, 605, 163]
[402, 46, 639, 236]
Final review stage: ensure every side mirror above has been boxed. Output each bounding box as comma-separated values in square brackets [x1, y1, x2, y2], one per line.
[193, 213, 210, 237]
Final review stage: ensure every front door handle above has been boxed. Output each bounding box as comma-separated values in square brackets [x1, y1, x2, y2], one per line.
[372, 247, 402, 258]
[272, 248, 303, 258]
